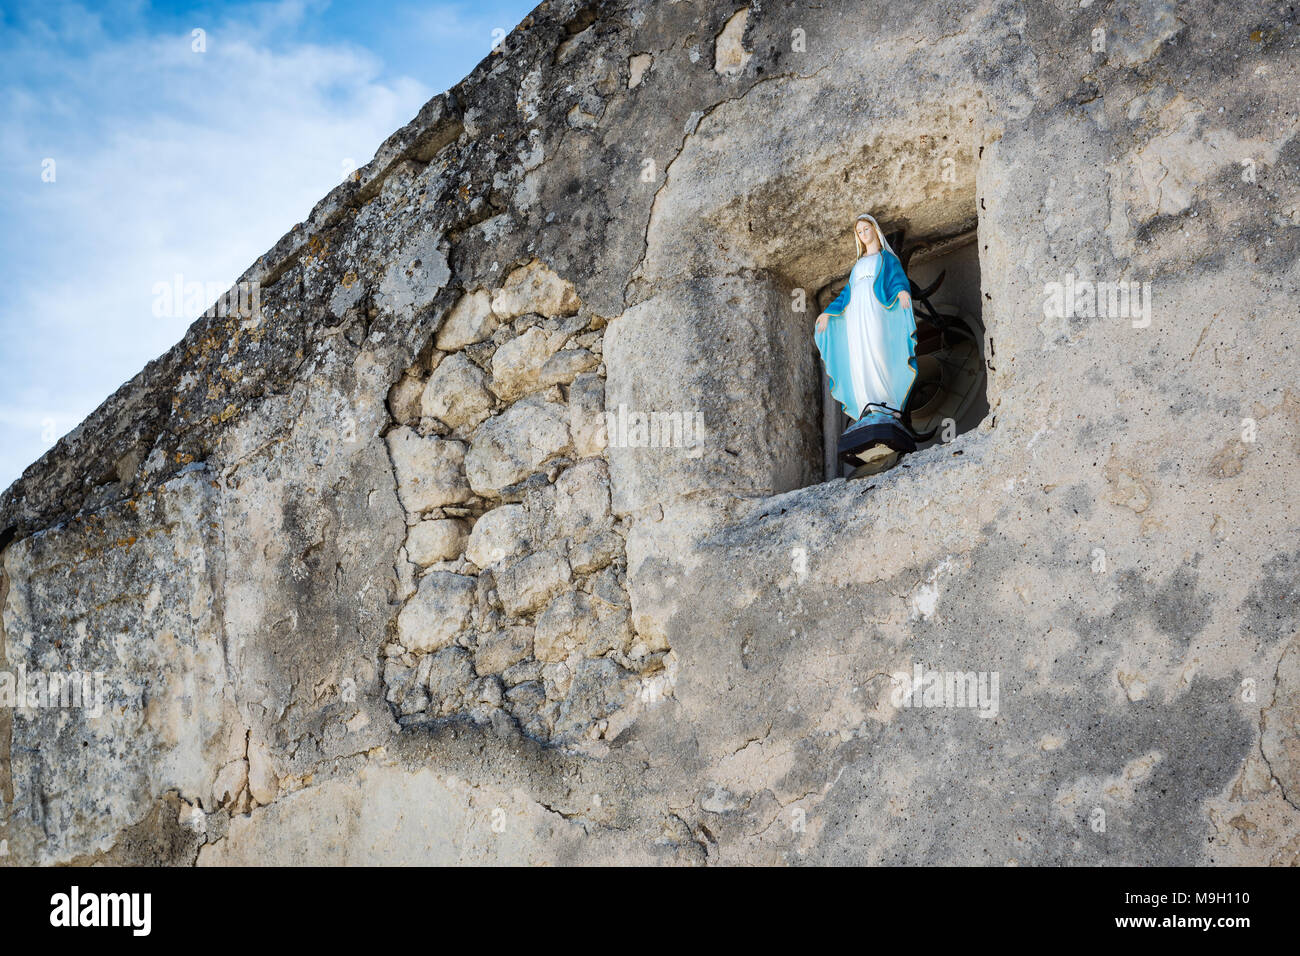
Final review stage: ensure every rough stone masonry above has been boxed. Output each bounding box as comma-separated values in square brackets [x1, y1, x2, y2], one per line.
[2, 0, 1299, 865]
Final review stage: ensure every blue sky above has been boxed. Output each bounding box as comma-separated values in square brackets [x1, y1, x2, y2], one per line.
[0, 0, 537, 489]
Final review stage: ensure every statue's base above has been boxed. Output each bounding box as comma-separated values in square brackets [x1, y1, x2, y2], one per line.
[837, 413, 917, 469]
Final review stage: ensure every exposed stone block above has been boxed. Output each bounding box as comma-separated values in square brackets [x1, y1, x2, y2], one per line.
[491, 260, 580, 320]
[436, 290, 498, 351]
[465, 390, 572, 496]
[386, 427, 472, 514]
[496, 550, 571, 617]
[421, 352, 495, 432]
[396, 571, 476, 653]
[406, 518, 469, 566]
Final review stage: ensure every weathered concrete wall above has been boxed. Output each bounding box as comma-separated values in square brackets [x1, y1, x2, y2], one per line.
[2, 0, 1299, 865]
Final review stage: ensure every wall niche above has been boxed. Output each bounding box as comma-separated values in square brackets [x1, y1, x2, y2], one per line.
[814, 225, 988, 482]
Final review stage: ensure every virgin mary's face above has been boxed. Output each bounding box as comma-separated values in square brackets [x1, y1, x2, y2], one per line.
[855, 219, 876, 246]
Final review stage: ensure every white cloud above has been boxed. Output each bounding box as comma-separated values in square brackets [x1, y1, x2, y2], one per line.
[0, 0, 443, 489]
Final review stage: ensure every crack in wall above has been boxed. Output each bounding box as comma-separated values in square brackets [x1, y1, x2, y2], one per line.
[625, 64, 832, 309]
[1259, 638, 1300, 813]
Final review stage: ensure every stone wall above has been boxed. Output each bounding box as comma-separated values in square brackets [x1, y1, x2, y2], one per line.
[381, 259, 666, 745]
[2, 0, 1300, 865]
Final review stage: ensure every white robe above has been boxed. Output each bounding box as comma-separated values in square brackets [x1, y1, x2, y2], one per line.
[843, 253, 910, 419]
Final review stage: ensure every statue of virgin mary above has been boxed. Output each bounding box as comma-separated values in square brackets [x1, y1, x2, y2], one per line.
[814, 213, 920, 474]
